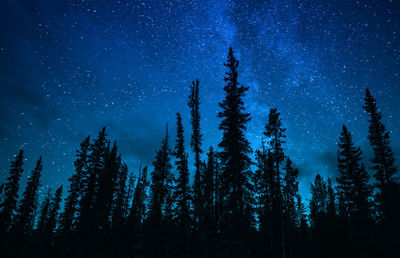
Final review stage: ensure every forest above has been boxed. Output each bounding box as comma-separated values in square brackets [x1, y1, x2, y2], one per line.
[0, 48, 399, 258]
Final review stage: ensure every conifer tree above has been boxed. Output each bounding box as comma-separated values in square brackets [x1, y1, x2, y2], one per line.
[78, 128, 108, 234]
[200, 147, 218, 255]
[310, 174, 328, 258]
[326, 178, 336, 217]
[264, 108, 286, 258]
[37, 190, 52, 235]
[0, 150, 24, 232]
[310, 174, 328, 228]
[336, 126, 371, 219]
[363, 89, 397, 191]
[124, 172, 136, 220]
[253, 148, 265, 228]
[128, 166, 148, 229]
[217, 47, 253, 255]
[60, 136, 90, 233]
[283, 157, 299, 226]
[336, 125, 372, 255]
[112, 163, 128, 230]
[145, 126, 174, 257]
[14, 157, 43, 235]
[94, 141, 120, 231]
[46, 185, 63, 236]
[188, 79, 203, 227]
[173, 113, 191, 255]
[282, 157, 299, 258]
[363, 89, 400, 254]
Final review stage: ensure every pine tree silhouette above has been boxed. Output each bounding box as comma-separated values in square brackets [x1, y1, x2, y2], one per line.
[217, 47, 253, 256]
[37, 190, 52, 236]
[282, 157, 299, 258]
[363, 89, 400, 255]
[310, 174, 328, 258]
[145, 125, 174, 257]
[173, 112, 191, 256]
[0, 149, 24, 232]
[200, 146, 218, 255]
[94, 141, 120, 232]
[336, 125, 373, 256]
[188, 79, 203, 231]
[46, 185, 63, 237]
[264, 108, 286, 258]
[112, 163, 128, 230]
[14, 157, 43, 236]
[60, 136, 90, 234]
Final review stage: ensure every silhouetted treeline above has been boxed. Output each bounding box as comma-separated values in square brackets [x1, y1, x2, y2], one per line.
[0, 48, 399, 258]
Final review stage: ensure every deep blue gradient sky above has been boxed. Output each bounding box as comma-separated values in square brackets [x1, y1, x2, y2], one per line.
[1, 0, 399, 200]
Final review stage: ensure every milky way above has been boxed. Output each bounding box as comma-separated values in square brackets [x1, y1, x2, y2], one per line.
[1, 0, 399, 200]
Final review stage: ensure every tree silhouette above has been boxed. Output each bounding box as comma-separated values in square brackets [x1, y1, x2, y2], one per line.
[0, 149, 24, 232]
[282, 157, 299, 258]
[1, 47, 399, 258]
[264, 108, 286, 258]
[200, 146, 218, 255]
[14, 157, 43, 235]
[363, 88, 400, 255]
[188, 79, 203, 231]
[145, 125, 174, 257]
[217, 47, 253, 256]
[46, 185, 63, 237]
[173, 112, 191, 256]
[60, 136, 90, 234]
[336, 125, 372, 256]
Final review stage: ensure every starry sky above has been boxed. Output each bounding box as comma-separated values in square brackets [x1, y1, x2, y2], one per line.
[1, 0, 399, 199]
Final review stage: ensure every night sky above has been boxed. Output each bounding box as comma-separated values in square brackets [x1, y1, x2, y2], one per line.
[1, 0, 399, 200]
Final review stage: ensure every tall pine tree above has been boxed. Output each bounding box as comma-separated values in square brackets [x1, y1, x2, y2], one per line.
[217, 47, 253, 256]
[173, 112, 191, 256]
[363, 89, 400, 256]
[188, 79, 203, 228]
[336, 125, 372, 256]
[264, 108, 286, 258]
[145, 125, 174, 257]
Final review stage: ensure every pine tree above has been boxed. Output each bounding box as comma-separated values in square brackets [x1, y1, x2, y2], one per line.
[0, 150, 24, 232]
[363, 89, 400, 255]
[128, 166, 148, 229]
[78, 128, 108, 234]
[310, 174, 328, 228]
[363, 89, 397, 191]
[253, 146, 266, 229]
[282, 157, 299, 227]
[336, 125, 372, 256]
[173, 113, 191, 256]
[145, 126, 174, 257]
[60, 136, 90, 233]
[326, 178, 336, 217]
[200, 147, 218, 255]
[94, 141, 120, 231]
[217, 47, 253, 255]
[14, 157, 43, 235]
[46, 185, 63, 237]
[336, 126, 371, 219]
[294, 194, 310, 257]
[264, 108, 286, 258]
[310, 174, 329, 258]
[188, 79, 203, 228]
[37, 190, 52, 235]
[282, 157, 299, 258]
[112, 163, 128, 230]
